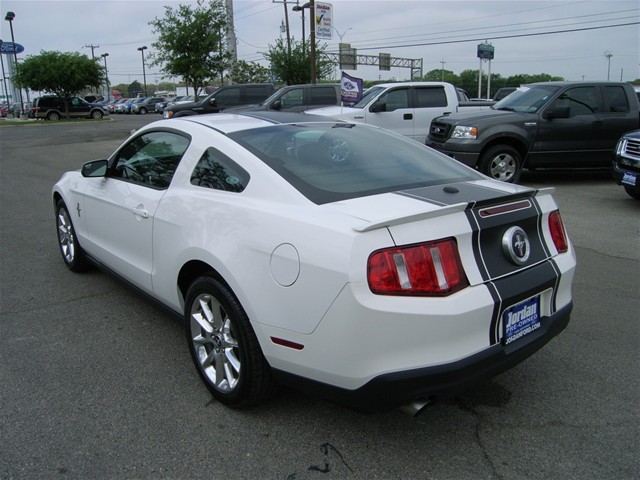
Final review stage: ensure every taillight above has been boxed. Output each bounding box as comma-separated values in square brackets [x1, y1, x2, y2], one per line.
[368, 238, 468, 296]
[548, 210, 568, 253]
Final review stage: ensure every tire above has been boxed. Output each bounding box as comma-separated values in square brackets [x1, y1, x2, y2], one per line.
[55, 200, 90, 272]
[139, 107, 147, 115]
[91, 109, 103, 119]
[185, 276, 275, 407]
[47, 111, 61, 121]
[623, 186, 640, 200]
[479, 145, 522, 183]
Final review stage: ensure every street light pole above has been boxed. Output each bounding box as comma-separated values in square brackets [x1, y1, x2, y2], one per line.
[0, 40, 11, 107]
[137, 46, 148, 97]
[4, 11, 24, 115]
[101, 53, 110, 100]
[309, 0, 316, 84]
[292, 2, 310, 54]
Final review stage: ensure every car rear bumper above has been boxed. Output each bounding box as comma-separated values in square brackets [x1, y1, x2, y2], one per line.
[272, 302, 572, 413]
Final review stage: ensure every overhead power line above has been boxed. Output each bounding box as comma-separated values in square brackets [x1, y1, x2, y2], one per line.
[347, 22, 640, 52]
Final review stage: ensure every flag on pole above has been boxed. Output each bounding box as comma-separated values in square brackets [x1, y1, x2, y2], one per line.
[340, 72, 363, 103]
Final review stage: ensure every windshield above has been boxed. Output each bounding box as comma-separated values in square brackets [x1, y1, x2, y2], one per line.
[492, 85, 561, 113]
[352, 86, 385, 108]
[228, 122, 481, 204]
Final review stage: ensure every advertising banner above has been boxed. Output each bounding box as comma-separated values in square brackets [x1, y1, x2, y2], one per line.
[341, 72, 363, 103]
[315, 2, 333, 39]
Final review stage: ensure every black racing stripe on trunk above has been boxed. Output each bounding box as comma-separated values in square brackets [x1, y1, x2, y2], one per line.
[465, 208, 490, 280]
[396, 182, 524, 207]
[488, 261, 560, 345]
[531, 197, 552, 258]
[485, 282, 502, 345]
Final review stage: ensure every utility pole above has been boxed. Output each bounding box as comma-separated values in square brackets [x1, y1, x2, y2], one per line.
[440, 60, 446, 81]
[84, 44, 99, 59]
[604, 51, 613, 81]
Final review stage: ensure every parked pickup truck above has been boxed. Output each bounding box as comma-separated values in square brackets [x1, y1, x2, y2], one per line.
[427, 81, 640, 182]
[306, 82, 493, 143]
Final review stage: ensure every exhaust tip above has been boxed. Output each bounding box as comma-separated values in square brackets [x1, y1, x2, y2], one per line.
[399, 398, 431, 417]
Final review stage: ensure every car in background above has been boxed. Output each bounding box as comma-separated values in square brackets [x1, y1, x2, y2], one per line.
[122, 98, 146, 114]
[224, 84, 341, 114]
[30, 96, 108, 120]
[110, 98, 129, 114]
[612, 129, 640, 199]
[163, 83, 274, 118]
[131, 96, 166, 115]
[114, 98, 133, 114]
[155, 96, 187, 114]
[52, 111, 575, 414]
[493, 87, 517, 101]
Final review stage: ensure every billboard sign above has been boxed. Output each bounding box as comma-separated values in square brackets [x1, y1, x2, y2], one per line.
[315, 2, 333, 39]
[1, 42, 24, 55]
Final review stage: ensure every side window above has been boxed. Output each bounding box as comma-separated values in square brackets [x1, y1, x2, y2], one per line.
[71, 97, 82, 106]
[190, 147, 249, 192]
[111, 131, 190, 189]
[279, 88, 304, 109]
[246, 86, 270, 103]
[552, 87, 598, 116]
[415, 87, 448, 108]
[605, 86, 629, 113]
[377, 88, 410, 111]
[309, 87, 337, 105]
[214, 87, 241, 107]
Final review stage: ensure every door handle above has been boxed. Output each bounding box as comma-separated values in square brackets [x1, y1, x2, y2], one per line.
[592, 120, 603, 126]
[404, 113, 413, 120]
[132, 206, 149, 219]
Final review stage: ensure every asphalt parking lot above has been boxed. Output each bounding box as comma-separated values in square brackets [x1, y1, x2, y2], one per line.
[1, 114, 638, 479]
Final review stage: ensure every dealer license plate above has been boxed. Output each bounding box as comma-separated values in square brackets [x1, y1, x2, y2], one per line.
[503, 296, 541, 345]
[622, 172, 637, 186]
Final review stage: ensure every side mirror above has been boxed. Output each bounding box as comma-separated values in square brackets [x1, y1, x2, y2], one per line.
[271, 100, 282, 110]
[544, 105, 570, 120]
[209, 97, 217, 107]
[370, 102, 386, 113]
[82, 159, 108, 178]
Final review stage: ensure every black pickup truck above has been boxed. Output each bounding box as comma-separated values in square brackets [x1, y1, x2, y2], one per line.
[427, 82, 640, 182]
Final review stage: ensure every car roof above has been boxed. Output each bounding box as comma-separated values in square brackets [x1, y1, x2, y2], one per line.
[178, 111, 345, 134]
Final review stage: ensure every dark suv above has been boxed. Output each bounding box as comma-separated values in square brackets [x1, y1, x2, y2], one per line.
[31, 96, 108, 120]
[225, 84, 341, 113]
[163, 83, 274, 118]
[612, 130, 640, 200]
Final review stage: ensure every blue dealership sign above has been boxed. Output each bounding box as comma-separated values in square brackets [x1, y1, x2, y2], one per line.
[1, 42, 25, 55]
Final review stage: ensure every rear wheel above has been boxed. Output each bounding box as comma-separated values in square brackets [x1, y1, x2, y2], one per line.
[47, 111, 61, 121]
[185, 276, 275, 407]
[479, 145, 522, 183]
[56, 200, 90, 272]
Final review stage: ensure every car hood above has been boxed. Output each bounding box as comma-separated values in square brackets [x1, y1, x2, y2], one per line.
[437, 108, 533, 124]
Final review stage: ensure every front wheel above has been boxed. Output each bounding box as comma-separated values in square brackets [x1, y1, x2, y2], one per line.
[185, 276, 275, 407]
[56, 200, 90, 272]
[479, 145, 522, 183]
[624, 186, 640, 200]
[139, 107, 147, 115]
[91, 109, 103, 119]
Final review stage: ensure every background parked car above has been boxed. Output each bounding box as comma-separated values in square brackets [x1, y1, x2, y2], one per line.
[163, 83, 274, 118]
[114, 98, 133, 114]
[224, 84, 342, 113]
[30, 96, 108, 120]
[131, 96, 166, 115]
[612, 129, 640, 199]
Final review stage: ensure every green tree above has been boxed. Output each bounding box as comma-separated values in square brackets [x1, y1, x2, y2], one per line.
[422, 68, 460, 84]
[148, 0, 232, 101]
[228, 60, 270, 84]
[129, 81, 143, 97]
[13, 50, 104, 117]
[264, 37, 333, 85]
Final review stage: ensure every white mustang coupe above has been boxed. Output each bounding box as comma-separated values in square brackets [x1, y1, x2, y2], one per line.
[53, 112, 575, 415]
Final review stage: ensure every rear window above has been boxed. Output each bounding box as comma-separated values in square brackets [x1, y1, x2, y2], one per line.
[228, 123, 480, 204]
